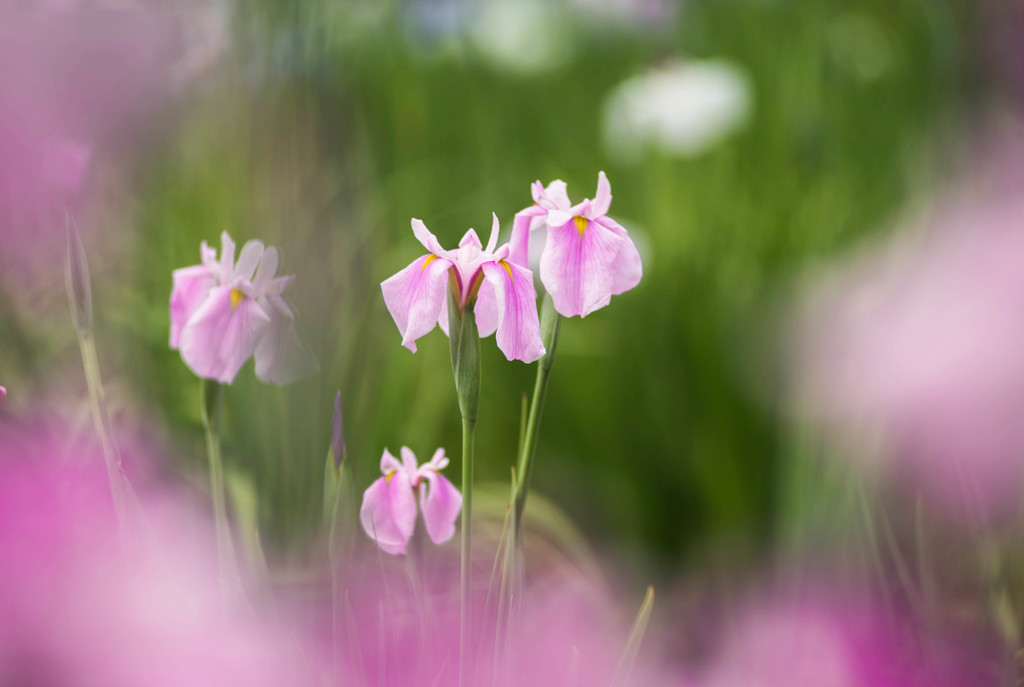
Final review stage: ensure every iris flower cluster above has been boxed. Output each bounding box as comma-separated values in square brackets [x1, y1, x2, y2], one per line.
[168, 173, 641, 564]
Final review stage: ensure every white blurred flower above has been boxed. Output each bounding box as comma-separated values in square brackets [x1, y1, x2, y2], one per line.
[469, 0, 573, 75]
[602, 59, 753, 162]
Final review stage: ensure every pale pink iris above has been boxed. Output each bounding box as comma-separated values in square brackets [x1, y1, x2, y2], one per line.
[511, 172, 642, 318]
[381, 214, 545, 363]
[360, 447, 462, 556]
[169, 232, 317, 385]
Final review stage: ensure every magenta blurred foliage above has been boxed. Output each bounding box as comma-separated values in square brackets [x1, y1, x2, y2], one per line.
[0, 410, 304, 687]
[0, 0, 198, 283]
[303, 549, 636, 687]
[790, 129, 1024, 526]
[691, 591, 995, 687]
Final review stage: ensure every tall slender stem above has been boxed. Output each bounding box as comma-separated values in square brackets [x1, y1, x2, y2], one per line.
[201, 380, 242, 596]
[78, 332, 134, 538]
[513, 294, 561, 527]
[448, 283, 481, 687]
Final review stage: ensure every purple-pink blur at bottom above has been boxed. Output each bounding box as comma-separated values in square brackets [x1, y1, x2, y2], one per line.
[0, 414, 304, 687]
[0, 406, 1002, 686]
[789, 129, 1024, 527]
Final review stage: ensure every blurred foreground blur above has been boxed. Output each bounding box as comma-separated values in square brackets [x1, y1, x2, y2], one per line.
[3, 0, 1024, 684]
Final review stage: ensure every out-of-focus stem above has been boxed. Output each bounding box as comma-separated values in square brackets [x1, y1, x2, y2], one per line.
[448, 283, 481, 687]
[78, 332, 133, 536]
[201, 380, 242, 597]
[513, 294, 561, 527]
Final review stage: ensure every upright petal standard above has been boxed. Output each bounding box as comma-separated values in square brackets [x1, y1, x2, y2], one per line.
[169, 232, 317, 385]
[360, 447, 462, 555]
[511, 172, 642, 318]
[381, 215, 545, 362]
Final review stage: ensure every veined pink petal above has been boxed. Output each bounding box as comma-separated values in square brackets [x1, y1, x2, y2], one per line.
[589, 171, 612, 217]
[381, 254, 454, 353]
[459, 229, 483, 250]
[474, 278, 499, 337]
[418, 471, 462, 545]
[484, 213, 500, 254]
[360, 471, 417, 556]
[178, 284, 271, 383]
[594, 216, 642, 295]
[253, 293, 318, 385]
[169, 264, 216, 349]
[510, 204, 547, 269]
[411, 218, 450, 258]
[540, 217, 627, 318]
[481, 260, 545, 362]
[533, 179, 571, 210]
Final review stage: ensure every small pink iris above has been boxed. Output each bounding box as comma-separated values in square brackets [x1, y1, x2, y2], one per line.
[360, 447, 462, 556]
[380, 214, 545, 363]
[510, 172, 642, 318]
[169, 232, 317, 385]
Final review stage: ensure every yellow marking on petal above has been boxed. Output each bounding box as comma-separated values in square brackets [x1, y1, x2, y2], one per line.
[385, 470, 396, 484]
[499, 259, 514, 282]
[573, 215, 588, 235]
[421, 254, 438, 272]
[230, 288, 244, 309]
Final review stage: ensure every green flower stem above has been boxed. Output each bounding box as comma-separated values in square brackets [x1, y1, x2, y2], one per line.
[448, 283, 481, 687]
[201, 379, 242, 596]
[513, 294, 561, 527]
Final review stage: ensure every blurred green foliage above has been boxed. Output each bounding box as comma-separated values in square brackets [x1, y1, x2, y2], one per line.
[44, 0, 975, 575]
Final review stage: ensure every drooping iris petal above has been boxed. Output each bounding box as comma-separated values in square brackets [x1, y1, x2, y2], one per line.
[540, 216, 627, 318]
[253, 293, 319, 385]
[418, 470, 462, 545]
[359, 470, 417, 556]
[594, 216, 643, 294]
[381, 254, 453, 352]
[510, 204, 547, 269]
[481, 259, 545, 362]
[169, 264, 217, 348]
[178, 284, 271, 383]
[474, 278, 499, 338]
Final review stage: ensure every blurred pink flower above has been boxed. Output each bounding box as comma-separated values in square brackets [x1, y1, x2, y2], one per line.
[170, 232, 317, 385]
[791, 151, 1024, 524]
[0, 1, 174, 281]
[696, 593, 990, 687]
[360, 446, 461, 555]
[0, 417, 305, 687]
[304, 547, 637, 687]
[511, 172, 642, 318]
[0, 386, 6, 405]
[381, 214, 545, 362]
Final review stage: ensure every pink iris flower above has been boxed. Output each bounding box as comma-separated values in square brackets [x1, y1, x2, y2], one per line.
[169, 232, 317, 385]
[511, 172, 642, 318]
[381, 214, 545, 363]
[360, 447, 462, 556]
